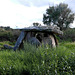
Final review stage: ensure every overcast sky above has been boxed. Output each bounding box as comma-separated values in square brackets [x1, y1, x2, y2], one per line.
[0, 0, 75, 28]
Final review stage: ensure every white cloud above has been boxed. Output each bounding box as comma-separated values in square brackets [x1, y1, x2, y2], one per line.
[0, 0, 17, 28]
[64, 0, 75, 12]
[0, 0, 75, 28]
[64, 0, 75, 28]
[0, 0, 48, 28]
[70, 21, 75, 28]
[13, 0, 66, 7]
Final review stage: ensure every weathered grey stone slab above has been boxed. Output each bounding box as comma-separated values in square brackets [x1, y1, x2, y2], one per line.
[4, 45, 13, 49]
[13, 31, 26, 51]
[27, 37, 41, 47]
[25, 32, 41, 47]
[25, 32, 31, 40]
[42, 37, 52, 47]
[21, 26, 63, 35]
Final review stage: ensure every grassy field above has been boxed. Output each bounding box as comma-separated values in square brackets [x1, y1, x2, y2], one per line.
[0, 41, 75, 75]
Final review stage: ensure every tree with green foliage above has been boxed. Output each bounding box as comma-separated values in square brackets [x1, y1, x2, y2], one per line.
[43, 3, 75, 30]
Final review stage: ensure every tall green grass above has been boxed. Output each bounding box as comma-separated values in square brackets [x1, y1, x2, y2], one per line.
[0, 42, 75, 75]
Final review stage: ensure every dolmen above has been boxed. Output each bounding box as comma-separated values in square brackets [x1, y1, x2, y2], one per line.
[4, 26, 63, 51]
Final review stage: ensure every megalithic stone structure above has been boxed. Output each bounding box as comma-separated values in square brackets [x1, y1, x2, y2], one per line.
[4, 26, 63, 51]
[13, 31, 26, 51]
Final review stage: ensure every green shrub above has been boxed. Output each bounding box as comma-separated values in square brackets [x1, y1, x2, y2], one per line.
[60, 28, 75, 42]
[0, 28, 21, 42]
[0, 42, 75, 75]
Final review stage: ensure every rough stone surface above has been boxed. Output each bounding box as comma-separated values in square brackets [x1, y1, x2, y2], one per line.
[27, 37, 41, 47]
[4, 45, 13, 49]
[22, 26, 63, 35]
[42, 37, 52, 47]
[13, 31, 26, 51]
[49, 35, 56, 47]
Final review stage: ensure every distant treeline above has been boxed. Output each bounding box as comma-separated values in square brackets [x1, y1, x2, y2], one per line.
[58, 28, 75, 42]
[0, 26, 21, 42]
[0, 26, 12, 30]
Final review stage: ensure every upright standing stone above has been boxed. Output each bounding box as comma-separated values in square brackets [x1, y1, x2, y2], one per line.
[13, 31, 26, 51]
